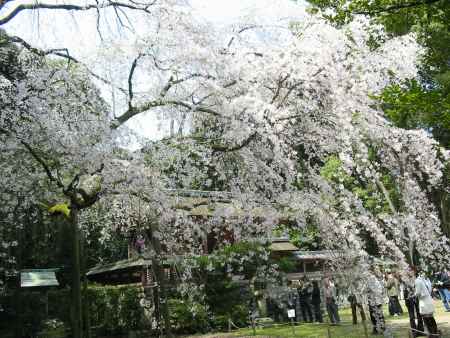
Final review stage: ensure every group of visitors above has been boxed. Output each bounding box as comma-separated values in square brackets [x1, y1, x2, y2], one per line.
[401, 266, 443, 338]
[283, 277, 324, 323]
[265, 265, 448, 337]
[282, 277, 340, 325]
[368, 265, 444, 337]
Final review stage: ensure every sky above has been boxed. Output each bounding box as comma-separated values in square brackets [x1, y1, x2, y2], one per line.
[0, 0, 307, 143]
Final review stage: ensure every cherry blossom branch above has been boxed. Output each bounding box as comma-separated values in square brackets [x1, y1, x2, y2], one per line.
[8, 35, 128, 95]
[0, 0, 157, 26]
[112, 98, 225, 128]
[19, 139, 65, 189]
[211, 132, 258, 153]
[227, 25, 260, 48]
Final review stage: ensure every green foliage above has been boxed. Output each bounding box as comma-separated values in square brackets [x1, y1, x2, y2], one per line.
[2, 285, 147, 336]
[212, 304, 249, 331]
[377, 79, 450, 147]
[320, 155, 353, 186]
[277, 256, 297, 273]
[289, 225, 322, 250]
[204, 275, 251, 331]
[185, 243, 258, 332]
[196, 241, 269, 279]
[168, 299, 210, 334]
[87, 285, 145, 335]
[320, 155, 401, 215]
[48, 203, 71, 217]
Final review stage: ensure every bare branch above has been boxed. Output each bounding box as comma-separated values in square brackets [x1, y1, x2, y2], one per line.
[0, 0, 157, 26]
[128, 53, 144, 109]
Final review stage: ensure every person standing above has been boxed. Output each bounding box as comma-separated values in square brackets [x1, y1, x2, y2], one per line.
[311, 280, 323, 322]
[435, 270, 450, 312]
[298, 278, 313, 322]
[324, 278, 340, 325]
[415, 268, 439, 337]
[402, 267, 425, 337]
[348, 278, 366, 325]
[367, 268, 386, 335]
[386, 272, 403, 316]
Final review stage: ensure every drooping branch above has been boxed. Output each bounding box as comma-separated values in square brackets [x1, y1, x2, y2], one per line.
[0, 0, 156, 26]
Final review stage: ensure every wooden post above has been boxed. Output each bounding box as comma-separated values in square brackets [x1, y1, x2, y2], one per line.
[70, 206, 83, 338]
[81, 233, 91, 338]
[251, 316, 256, 336]
[45, 290, 49, 318]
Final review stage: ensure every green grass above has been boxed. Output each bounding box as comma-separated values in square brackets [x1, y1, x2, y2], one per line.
[230, 302, 450, 338]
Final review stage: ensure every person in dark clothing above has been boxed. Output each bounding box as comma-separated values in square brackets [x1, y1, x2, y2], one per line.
[348, 278, 366, 325]
[348, 293, 358, 325]
[435, 270, 450, 312]
[311, 281, 323, 322]
[402, 268, 424, 337]
[298, 278, 313, 322]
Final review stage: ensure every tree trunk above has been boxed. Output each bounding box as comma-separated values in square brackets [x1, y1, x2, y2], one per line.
[440, 193, 450, 238]
[375, 176, 415, 264]
[147, 224, 172, 338]
[70, 205, 83, 338]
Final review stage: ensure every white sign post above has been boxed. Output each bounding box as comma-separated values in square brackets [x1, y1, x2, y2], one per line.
[287, 309, 296, 336]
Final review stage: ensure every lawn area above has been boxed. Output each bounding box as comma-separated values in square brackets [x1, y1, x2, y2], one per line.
[189, 301, 450, 338]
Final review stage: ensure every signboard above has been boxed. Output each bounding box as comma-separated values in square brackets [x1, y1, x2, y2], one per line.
[20, 270, 59, 288]
[287, 309, 296, 318]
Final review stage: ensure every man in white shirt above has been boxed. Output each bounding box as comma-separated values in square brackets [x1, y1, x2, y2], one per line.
[323, 278, 340, 324]
[415, 267, 438, 337]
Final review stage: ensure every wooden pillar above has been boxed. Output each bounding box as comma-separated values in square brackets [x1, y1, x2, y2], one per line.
[70, 205, 83, 338]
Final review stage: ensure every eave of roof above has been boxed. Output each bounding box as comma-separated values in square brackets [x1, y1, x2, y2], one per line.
[87, 257, 152, 276]
[270, 241, 299, 252]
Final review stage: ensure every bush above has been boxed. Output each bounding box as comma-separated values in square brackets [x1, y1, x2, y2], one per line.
[87, 284, 145, 335]
[169, 299, 209, 334]
[1, 284, 147, 337]
[211, 304, 249, 331]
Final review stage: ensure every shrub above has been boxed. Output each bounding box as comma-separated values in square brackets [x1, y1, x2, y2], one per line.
[168, 299, 209, 334]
